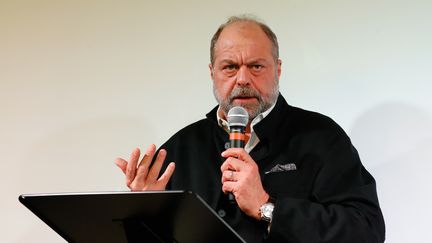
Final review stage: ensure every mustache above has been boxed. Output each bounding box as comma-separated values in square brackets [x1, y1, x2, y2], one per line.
[228, 87, 261, 103]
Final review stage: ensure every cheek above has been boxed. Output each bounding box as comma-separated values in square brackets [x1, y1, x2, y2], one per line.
[214, 78, 235, 96]
[257, 75, 277, 93]
[215, 83, 231, 98]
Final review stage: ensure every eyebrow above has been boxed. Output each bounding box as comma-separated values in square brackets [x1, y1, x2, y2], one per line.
[219, 58, 268, 65]
[219, 59, 237, 65]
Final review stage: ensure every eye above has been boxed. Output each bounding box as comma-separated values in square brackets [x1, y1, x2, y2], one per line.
[250, 64, 263, 71]
[223, 64, 238, 71]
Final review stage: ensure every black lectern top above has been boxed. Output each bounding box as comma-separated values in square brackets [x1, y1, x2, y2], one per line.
[19, 191, 245, 243]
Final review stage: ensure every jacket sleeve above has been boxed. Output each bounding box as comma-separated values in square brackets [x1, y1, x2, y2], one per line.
[266, 132, 385, 243]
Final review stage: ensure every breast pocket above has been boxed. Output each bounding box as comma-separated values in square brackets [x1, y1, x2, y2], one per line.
[263, 169, 311, 199]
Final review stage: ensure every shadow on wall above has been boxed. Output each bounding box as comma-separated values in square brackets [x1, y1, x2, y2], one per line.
[349, 102, 432, 243]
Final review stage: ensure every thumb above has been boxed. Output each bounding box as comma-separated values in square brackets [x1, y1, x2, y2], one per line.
[114, 158, 127, 174]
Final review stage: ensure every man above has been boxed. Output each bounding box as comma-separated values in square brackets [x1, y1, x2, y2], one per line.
[115, 16, 385, 242]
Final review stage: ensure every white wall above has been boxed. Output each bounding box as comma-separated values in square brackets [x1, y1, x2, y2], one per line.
[1, 0, 431, 242]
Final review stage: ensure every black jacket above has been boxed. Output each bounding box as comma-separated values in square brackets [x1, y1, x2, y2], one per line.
[160, 94, 385, 243]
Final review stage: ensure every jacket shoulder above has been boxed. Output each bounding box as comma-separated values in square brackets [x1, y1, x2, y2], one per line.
[288, 105, 347, 136]
[161, 118, 219, 147]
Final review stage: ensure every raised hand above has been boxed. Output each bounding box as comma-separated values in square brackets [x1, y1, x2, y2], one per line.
[115, 144, 175, 191]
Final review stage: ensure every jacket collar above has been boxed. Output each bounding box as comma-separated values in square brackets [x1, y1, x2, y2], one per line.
[205, 94, 292, 148]
[253, 94, 291, 144]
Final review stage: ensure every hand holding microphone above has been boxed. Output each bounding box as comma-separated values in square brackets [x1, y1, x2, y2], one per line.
[225, 106, 248, 203]
[221, 107, 270, 218]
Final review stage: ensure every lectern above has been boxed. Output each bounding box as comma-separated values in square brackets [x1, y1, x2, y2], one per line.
[19, 191, 245, 243]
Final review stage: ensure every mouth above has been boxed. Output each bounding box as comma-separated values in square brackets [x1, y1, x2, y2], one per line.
[232, 96, 258, 104]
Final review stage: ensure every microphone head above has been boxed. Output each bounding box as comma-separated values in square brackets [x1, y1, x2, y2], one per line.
[227, 106, 249, 127]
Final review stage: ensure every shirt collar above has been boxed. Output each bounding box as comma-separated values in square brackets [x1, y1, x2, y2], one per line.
[216, 102, 277, 133]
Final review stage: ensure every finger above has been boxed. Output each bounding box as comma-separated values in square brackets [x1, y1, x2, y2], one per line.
[126, 148, 140, 186]
[221, 147, 243, 157]
[135, 144, 157, 181]
[114, 158, 128, 174]
[221, 181, 236, 194]
[221, 170, 236, 183]
[220, 157, 242, 172]
[221, 148, 252, 162]
[220, 160, 230, 172]
[138, 144, 156, 167]
[157, 162, 175, 188]
[147, 149, 167, 183]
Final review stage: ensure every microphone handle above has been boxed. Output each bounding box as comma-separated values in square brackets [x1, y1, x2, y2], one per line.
[228, 126, 246, 204]
[228, 191, 236, 202]
[230, 139, 245, 148]
[229, 126, 246, 148]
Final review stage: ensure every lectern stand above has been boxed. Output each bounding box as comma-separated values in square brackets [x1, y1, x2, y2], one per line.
[19, 191, 245, 243]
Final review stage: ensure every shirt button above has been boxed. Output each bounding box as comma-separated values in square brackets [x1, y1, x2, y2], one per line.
[217, 209, 226, 218]
[224, 142, 230, 149]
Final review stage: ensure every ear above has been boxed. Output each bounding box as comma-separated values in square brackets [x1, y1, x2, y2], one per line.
[277, 59, 282, 79]
[209, 63, 215, 81]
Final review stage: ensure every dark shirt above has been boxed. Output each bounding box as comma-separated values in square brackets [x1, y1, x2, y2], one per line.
[160, 94, 385, 243]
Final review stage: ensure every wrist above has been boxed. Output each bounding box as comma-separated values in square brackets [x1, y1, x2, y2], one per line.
[259, 194, 275, 223]
[259, 196, 275, 233]
[255, 192, 270, 219]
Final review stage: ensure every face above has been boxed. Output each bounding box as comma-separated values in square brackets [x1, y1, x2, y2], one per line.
[210, 22, 281, 121]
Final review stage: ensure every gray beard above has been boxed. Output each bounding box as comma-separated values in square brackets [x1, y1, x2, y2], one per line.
[213, 83, 279, 121]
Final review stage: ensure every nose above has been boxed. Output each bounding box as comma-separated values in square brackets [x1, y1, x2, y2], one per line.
[236, 65, 251, 86]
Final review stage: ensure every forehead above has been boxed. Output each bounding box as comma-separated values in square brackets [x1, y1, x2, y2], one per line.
[214, 22, 273, 61]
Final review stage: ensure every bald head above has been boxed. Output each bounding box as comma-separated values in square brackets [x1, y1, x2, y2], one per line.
[210, 16, 279, 65]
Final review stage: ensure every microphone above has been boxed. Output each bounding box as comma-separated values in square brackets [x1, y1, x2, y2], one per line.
[227, 106, 249, 148]
[226, 106, 249, 204]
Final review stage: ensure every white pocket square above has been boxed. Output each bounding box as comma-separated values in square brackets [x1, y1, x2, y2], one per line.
[265, 163, 297, 174]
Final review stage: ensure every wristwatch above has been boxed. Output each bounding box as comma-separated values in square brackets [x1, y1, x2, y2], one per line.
[260, 201, 275, 223]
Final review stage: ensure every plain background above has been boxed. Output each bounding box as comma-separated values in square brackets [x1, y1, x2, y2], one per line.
[1, 0, 431, 242]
